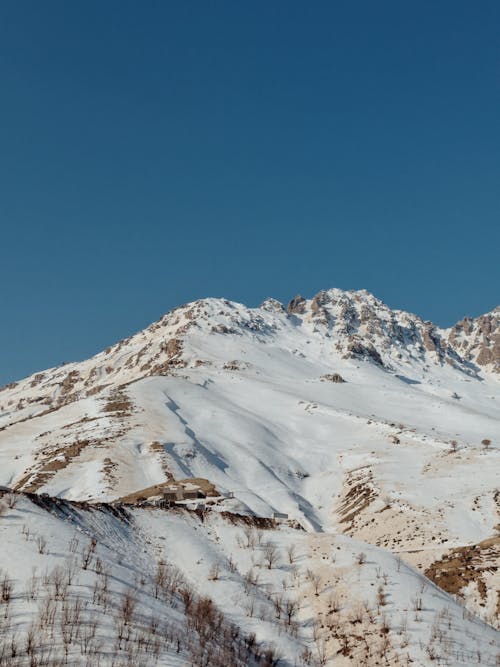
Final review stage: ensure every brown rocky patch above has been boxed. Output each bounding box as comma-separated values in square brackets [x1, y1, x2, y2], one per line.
[103, 389, 134, 416]
[425, 536, 500, 622]
[320, 373, 346, 383]
[338, 468, 378, 526]
[287, 294, 306, 314]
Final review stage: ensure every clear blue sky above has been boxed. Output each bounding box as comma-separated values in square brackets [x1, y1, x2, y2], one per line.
[1, 1, 499, 384]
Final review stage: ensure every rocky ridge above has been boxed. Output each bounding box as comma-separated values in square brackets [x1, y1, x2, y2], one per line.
[1, 288, 498, 423]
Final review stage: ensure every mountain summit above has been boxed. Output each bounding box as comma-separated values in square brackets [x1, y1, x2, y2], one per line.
[2, 288, 498, 419]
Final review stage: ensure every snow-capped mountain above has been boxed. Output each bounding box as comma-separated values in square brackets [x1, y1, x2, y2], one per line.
[0, 288, 498, 665]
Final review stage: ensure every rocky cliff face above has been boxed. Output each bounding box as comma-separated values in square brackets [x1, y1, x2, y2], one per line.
[286, 288, 499, 375]
[447, 307, 499, 374]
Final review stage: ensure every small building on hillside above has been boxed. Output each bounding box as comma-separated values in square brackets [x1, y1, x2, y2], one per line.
[163, 489, 182, 502]
[161, 480, 210, 503]
[118, 476, 218, 506]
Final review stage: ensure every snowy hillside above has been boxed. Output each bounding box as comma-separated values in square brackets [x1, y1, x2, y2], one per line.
[0, 287, 498, 664]
[0, 491, 498, 666]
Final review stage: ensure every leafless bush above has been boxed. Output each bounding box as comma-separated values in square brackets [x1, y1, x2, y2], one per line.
[245, 596, 256, 617]
[356, 552, 367, 565]
[377, 585, 386, 609]
[0, 573, 13, 605]
[181, 587, 193, 614]
[154, 560, 184, 598]
[36, 535, 47, 555]
[64, 557, 78, 586]
[227, 555, 237, 573]
[37, 597, 57, 634]
[94, 556, 103, 575]
[283, 597, 299, 626]
[26, 567, 39, 601]
[314, 637, 328, 666]
[412, 596, 423, 611]
[208, 562, 221, 581]
[243, 568, 259, 594]
[286, 544, 297, 564]
[48, 565, 68, 600]
[263, 542, 280, 570]
[306, 568, 322, 596]
[68, 535, 79, 553]
[243, 526, 257, 549]
[350, 602, 364, 624]
[93, 568, 110, 609]
[328, 592, 341, 613]
[119, 590, 137, 626]
[81, 537, 97, 570]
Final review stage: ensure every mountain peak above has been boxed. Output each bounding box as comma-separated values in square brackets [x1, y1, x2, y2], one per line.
[1, 289, 497, 421]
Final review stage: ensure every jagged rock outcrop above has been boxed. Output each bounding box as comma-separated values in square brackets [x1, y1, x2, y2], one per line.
[287, 294, 307, 314]
[447, 307, 499, 373]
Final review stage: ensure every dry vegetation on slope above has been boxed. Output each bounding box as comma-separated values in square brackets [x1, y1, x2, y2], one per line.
[0, 490, 498, 666]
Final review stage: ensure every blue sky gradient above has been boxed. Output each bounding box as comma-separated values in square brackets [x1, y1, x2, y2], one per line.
[1, 1, 499, 383]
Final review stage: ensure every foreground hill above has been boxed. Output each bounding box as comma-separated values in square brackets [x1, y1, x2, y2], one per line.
[0, 490, 498, 666]
[0, 288, 498, 663]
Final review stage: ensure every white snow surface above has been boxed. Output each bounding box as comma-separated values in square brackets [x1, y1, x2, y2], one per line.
[0, 495, 498, 666]
[0, 288, 498, 664]
[0, 289, 497, 539]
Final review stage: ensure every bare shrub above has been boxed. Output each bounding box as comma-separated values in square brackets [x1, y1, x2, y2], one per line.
[243, 526, 257, 549]
[26, 567, 39, 601]
[328, 592, 341, 613]
[412, 595, 423, 611]
[119, 590, 137, 626]
[68, 535, 79, 553]
[243, 568, 259, 593]
[0, 575, 11, 604]
[263, 542, 280, 570]
[306, 568, 322, 596]
[377, 585, 386, 608]
[208, 562, 221, 581]
[283, 597, 299, 626]
[81, 537, 97, 570]
[48, 565, 68, 600]
[36, 535, 47, 555]
[356, 552, 367, 565]
[154, 560, 184, 598]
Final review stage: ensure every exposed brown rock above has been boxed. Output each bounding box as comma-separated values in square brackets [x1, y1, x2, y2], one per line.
[164, 338, 183, 357]
[287, 294, 306, 314]
[320, 373, 346, 383]
[425, 536, 500, 612]
[346, 339, 384, 366]
[448, 307, 499, 373]
[60, 370, 80, 395]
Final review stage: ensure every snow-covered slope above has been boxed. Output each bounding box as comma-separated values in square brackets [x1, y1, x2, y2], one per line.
[0, 491, 498, 666]
[0, 287, 498, 662]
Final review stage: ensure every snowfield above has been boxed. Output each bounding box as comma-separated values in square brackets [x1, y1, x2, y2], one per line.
[0, 288, 498, 664]
[0, 494, 498, 666]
